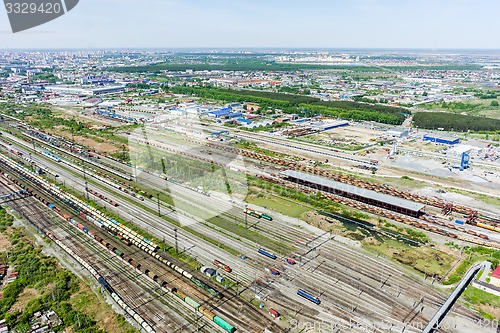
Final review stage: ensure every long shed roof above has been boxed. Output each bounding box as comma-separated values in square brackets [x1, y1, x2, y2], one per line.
[280, 170, 425, 212]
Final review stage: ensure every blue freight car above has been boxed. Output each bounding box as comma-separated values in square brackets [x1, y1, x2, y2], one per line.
[297, 289, 321, 304]
[98, 276, 114, 294]
[258, 248, 277, 259]
[42, 151, 61, 162]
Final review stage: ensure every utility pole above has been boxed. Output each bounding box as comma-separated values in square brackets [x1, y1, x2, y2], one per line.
[245, 204, 248, 229]
[235, 273, 239, 294]
[156, 193, 161, 217]
[85, 181, 89, 200]
[174, 228, 178, 254]
[254, 267, 257, 296]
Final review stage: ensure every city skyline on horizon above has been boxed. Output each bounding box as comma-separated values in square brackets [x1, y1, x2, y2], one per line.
[1, 0, 500, 50]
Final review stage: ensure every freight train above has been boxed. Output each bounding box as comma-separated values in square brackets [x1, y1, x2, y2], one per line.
[244, 208, 273, 221]
[202, 137, 500, 232]
[172, 289, 235, 333]
[18, 164, 233, 332]
[45, 231, 155, 333]
[22, 127, 132, 181]
[0, 153, 157, 251]
[87, 188, 119, 207]
[60, 207, 230, 330]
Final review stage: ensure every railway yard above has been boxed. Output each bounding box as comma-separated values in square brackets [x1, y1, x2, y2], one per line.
[0, 113, 499, 333]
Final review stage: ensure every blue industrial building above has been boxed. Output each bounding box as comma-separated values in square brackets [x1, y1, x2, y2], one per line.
[423, 134, 459, 145]
[236, 117, 251, 124]
[208, 107, 232, 118]
[227, 112, 243, 118]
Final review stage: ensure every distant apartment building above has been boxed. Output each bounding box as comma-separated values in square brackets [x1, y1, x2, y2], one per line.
[403, 77, 443, 84]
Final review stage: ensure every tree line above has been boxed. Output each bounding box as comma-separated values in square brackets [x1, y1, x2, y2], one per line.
[413, 112, 500, 132]
[109, 59, 346, 73]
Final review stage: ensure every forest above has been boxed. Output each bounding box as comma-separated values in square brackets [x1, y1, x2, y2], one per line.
[413, 112, 500, 132]
[110, 57, 484, 73]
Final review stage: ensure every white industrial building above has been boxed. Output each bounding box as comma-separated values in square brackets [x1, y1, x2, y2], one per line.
[386, 128, 409, 138]
[446, 144, 481, 157]
[45, 85, 124, 96]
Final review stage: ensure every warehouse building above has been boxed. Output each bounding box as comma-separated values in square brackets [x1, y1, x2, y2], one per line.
[208, 107, 232, 118]
[45, 84, 124, 96]
[280, 170, 425, 217]
[386, 128, 409, 138]
[446, 144, 480, 157]
[490, 266, 500, 288]
[423, 134, 459, 145]
[311, 120, 349, 132]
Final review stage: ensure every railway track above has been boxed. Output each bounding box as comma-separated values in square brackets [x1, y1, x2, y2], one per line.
[0, 161, 284, 333]
[0, 176, 208, 332]
[4, 119, 499, 234]
[0, 121, 494, 333]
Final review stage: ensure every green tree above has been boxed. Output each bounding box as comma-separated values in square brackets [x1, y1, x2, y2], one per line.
[490, 100, 499, 107]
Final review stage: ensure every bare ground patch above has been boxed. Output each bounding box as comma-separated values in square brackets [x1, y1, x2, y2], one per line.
[70, 282, 137, 333]
[9, 288, 41, 313]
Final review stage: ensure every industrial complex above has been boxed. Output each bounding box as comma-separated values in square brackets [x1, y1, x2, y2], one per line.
[0, 48, 499, 333]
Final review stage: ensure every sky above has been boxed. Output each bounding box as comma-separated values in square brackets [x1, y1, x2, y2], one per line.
[1, 0, 499, 49]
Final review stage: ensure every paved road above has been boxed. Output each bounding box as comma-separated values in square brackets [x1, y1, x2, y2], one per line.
[479, 261, 491, 283]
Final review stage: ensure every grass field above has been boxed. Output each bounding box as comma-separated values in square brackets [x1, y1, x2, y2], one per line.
[463, 287, 500, 319]
[206, 215, 294, 255]
[247, 193, 311, 218]
[364, 239, 455, 276]
[419, 98, 500, 119]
